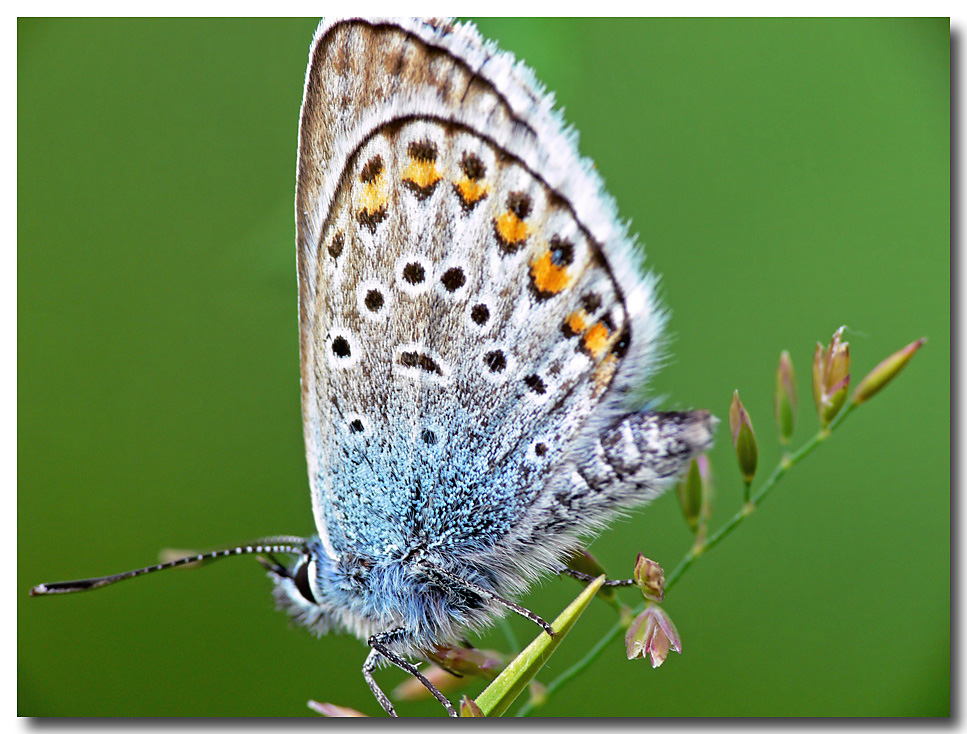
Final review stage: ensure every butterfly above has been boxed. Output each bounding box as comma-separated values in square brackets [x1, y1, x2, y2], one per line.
[32, 18, 714, 717]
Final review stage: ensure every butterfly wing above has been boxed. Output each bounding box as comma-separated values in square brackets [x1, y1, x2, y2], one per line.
[295, 18, 667, 573]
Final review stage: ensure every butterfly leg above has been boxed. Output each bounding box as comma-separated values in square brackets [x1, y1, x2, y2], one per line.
[559, 566, 637, 587]
[420, 562, 555, 637]
[362, 648, 397, 717]
[366, 630, 458, 718]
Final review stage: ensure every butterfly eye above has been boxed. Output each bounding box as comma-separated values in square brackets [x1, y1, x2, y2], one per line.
[293, 558, 317, 604]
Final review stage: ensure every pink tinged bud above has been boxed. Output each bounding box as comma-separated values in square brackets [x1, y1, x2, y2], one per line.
[308, 701, 368, 717]
[853, 337, 926, 405]
[813, 326, 851, 427]
[459, 696, 485, 717]
[774, 350, 798, 445]
[392, 665, 463, 701]
[428, 645, 505, 679]
[633, 553, 665, 602]
[676, 457, 703, 532]
[395, 645, 506, 701]
[625, 605, 682, 668]
[729, 391, 758, 483]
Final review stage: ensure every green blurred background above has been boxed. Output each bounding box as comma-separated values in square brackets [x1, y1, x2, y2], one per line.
[18, 18, 949, 717]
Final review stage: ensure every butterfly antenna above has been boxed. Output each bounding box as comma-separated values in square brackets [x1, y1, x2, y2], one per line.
[30, 536, 308, 596]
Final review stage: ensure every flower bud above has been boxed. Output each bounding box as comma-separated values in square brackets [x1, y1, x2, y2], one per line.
[676, 457, 703, 532]
[633, 553, 665, 602]
[429, 644, 505, 679]
[774, 350, 798, 445]
[395, 645, 505, 701]
[392, 665, 463, 702]
[625, 605, 682, 668]
[460, 696, 485, 717]
[853, 337, 926, 405]
[813, 326, 851, 427]
[308, 701, 368, 717]
[729, 390, 758, 484]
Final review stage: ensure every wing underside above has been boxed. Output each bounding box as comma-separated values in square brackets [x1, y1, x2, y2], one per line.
[295, 19, 664, 559]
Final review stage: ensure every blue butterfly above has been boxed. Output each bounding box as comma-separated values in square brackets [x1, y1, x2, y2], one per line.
[33, 18, 714, 717]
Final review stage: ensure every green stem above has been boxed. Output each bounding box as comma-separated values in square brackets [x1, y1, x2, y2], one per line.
[516, 403, 858, 716]
[514, 617, 624, 717]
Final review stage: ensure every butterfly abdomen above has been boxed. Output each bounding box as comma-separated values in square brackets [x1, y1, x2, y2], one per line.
[584, 410, 717, 499]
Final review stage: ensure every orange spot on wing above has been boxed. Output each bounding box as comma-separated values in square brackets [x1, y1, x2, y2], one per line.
[495, 211, 529, 246]
[456, 176, 488, 205]
[530, 251, 571, 296]
[402, 160, 441, 190]
[359, 173, 387, 215]
[583, 321, 611, 359]
[565, 311, 587, 336]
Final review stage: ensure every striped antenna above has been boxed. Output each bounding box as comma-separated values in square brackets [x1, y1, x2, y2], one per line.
[30, 536, 308, 596]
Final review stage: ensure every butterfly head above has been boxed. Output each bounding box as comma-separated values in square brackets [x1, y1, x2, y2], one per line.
[262, 537, 356, 638]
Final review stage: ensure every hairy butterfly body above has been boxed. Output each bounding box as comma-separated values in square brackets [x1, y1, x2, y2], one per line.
[32, 18, 714, 717]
